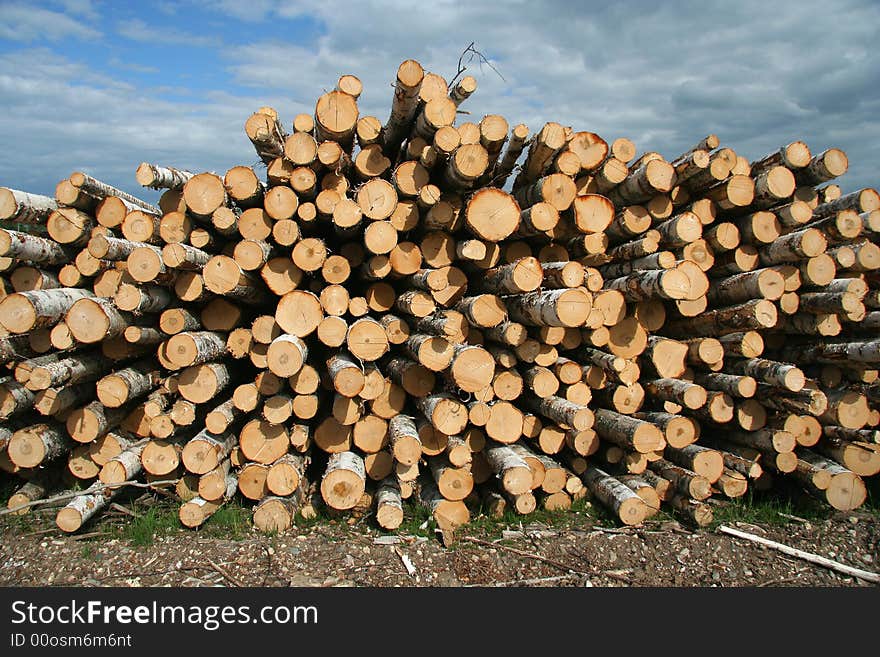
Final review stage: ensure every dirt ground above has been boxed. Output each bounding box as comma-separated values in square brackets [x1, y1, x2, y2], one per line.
[1, 491, 877, 588]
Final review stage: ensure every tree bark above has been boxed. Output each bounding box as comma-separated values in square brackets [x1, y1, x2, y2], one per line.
[0, 187, 58, 224]
[594, 408, 665, 453]
[8, 422, 72, 468]
[582, 466, 648, 525]
[0, 287, 93, 333]
[663, 298, 777, 338]
[56, 489, 117, 533]
[179, 474, 237, 528]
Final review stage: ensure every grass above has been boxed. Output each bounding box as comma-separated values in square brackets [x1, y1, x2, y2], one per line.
[395, 503, 432, 537]
[708, 485, 834, 529]
[3, 458, 878, 545]
[108, 494, 252, 546]
[198, 500, 251, 539]
[119, 504, 180, 546]
[80, 473, 880, 546]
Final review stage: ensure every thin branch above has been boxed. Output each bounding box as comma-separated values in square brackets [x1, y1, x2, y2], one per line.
[448, 42, 505, 88]
[0, 479, 180, 517]
[464, 574, 579, 587]
[207, 558, 245, 587]
[718, 524, 880, 584]
[461, 535, 588, 576]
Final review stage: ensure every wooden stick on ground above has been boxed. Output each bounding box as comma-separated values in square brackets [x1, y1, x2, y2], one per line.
[718, 524, 880, 584]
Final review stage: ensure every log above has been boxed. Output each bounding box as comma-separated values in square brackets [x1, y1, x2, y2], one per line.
[33, 381, 94, 416]
[581, 466, 648, 525]
[775, 339, 880, 366]
[66, 401, 129, 443]
[99, 440, 147, 485]
[819, 389, 870, 430]
[114, 283, 171, 314]
[320, 451, 366, 510]
[692, 372, 756, 398]
[27, 350, 112, 391]
[663, 299, 777, 338]
[416, 393, 468, 435]
[0, 187, 58, 224]
[6, 476, 53, 515]
[493, 124, 529, 187]
[8, 422, 72, 468]
[177, 362, 230, 404]
[647, 458, 712, 500]
[96, 360, 159, 408]
[382, 59, 424, 155]
[464, 188, 520, 242]
[375, 477, 404, 530]
[707, 268, 785, 306]
[754, 384, 828, 416]
[252, 495, 297, 533]
[181, 429, 236, 475]
[727, 357, 805, 392]
[65, 297, 131, 344]
[417, 476, 470, 529]
[664, 444, 724, 483]
[643, 378, 707, 410]
[327, 352, 365, 398]
[593, 409, 665, 453]
[522, 394, 593, 431]
[794, 450, 866, 511]
[506, 288, 591, 327]
[631, 411, 699, 449]
[448, 344, 495, 393]
[604, 269, 690, 302]
[56, 489, 117, 533]
[135, 162, 194, 190]
[245, 110, 286, 164]
[429, 455, 473, 501]
[816, 438, 880, 477]
[165, 331, 227, 370]
[641, 337, 687, 380]
[346, 317, 389, 362]
[265, 333, 308, 377]
[609, 159, 675, 205]
[46, 207, 95, 247]
[180, 474, 237, 528]
[0, 288, 94, 333]
[484, 442, 532, 495]
[0, 230, 70, 266]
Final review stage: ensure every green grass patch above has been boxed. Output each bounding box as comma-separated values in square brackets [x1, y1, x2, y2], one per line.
[395, 502, 433, 537]
[199, 499, 251, 539]
[119, 503, 180, 546]
[708, 486, 832, 529]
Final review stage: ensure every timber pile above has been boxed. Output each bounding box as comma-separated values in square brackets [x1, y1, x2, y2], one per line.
[1, 58, 879, 538]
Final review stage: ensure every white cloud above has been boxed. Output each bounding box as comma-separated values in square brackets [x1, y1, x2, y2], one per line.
[217, 0, 880, 191]
[116, 18, 219, 47]
[0, 3, 101, 41]
[107, 58, 161, 75]
[54, 0, 100, 20]
[206, 0, 278, 21]
[0, 49, 260, 200]
[0, 0, 877, 201]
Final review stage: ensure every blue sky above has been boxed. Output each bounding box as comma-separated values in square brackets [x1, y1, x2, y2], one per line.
[1, 0, 878, 203]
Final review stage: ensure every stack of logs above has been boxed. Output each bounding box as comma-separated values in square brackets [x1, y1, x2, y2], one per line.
[1, 58, 878, 537]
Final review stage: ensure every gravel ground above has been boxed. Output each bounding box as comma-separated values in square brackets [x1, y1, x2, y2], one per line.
[1, 495, 877, 588]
